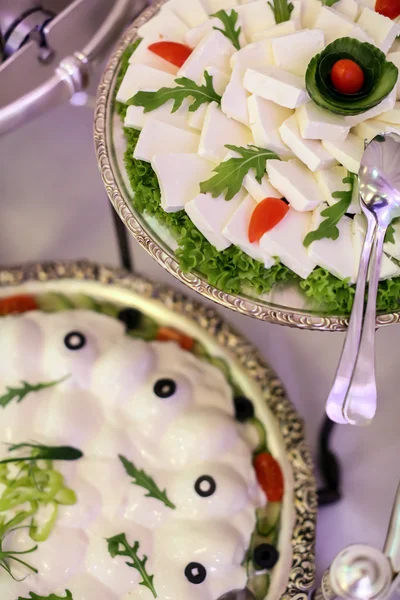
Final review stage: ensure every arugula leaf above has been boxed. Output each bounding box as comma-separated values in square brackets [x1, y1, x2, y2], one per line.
[107, 533, 157, 598]
[321, 0, 340, 5]
[129, 71, 222, 113]
[385, 218, 400, 244]
[200, 145, 280, 200]
[212, 9, 241, 50]
[17, 592, 73, 600]
[0, 443, 83, 464]
[0, 375, 68, 409]
[268, 0, 294, 24]
[119, 454, 175, 509]
[303, 173, 355, 247]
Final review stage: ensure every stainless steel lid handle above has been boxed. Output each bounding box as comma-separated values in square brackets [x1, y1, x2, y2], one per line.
[0, 0, 132, 136]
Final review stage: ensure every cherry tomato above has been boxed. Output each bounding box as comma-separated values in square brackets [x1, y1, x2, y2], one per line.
[375, 0, 400, 19]
[254, 452, 284, 502]
[156, 326, 194, 351]
[148, 41, 193, 68]
[0, 294, 37, 316]
[248, 197, 289, 243]
[330, 59, 365, 95]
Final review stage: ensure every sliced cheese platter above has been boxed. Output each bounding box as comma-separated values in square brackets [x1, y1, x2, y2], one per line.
[95, 0, 400, 330]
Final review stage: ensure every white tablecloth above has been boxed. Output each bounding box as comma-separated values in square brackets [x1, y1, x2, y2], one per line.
[1, 97, 400, 589]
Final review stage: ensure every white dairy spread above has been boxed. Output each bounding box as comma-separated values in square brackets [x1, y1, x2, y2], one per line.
[0, 310, 264, 600]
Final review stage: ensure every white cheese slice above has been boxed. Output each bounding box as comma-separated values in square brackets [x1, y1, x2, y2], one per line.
[162, 0, 209, 27]
[235, 0, 276, 39]
[152, 153, 214, 212]
[334, 0, 360, 20]
[185, 189, 246, 251]
[230, 39, 272, 69]
[353, 214, 400, 279]
[260, 208, 317, 278]
[138, 9, 189, 43]
[296, 102, 350, 141]
[387, 52, 400, 99]
[125, 99, 191, 131]
[128, 36, 179, 75]
[221, 63, 251, 126]
[357, 6, 400, 53]
[247, 95, 293, 157]
[301, 0, 323, 28]
[308, 205, 356, 282]
[184, 16, 247, 49]
[251, 20, 297, 42]
[133, 119, 200, 162]
[243, 172, 281, 202]
[198, 102, 253, 163]
[322, 134, 364, 173]
[354, 118, 400, 142]
[222, 194, 276, 266]
[178, 30, 234, 83]
[116, 64, 175, 104]
[377, 100, 400, 124]
[244, 65, 310, 109]
[271, 29, 325, 77]
[201, 0, 239, 13]
[279, 114, 338, 171]
[344, 88, 397, 127]
[315, 165, 360, 214]
[314, 6, 354, 44]
[267, 158, 325, 211]
[188, 67, 230, 130]
[346, 24, 375, 44]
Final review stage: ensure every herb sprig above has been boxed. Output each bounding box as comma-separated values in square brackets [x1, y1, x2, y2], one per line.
[129, 71, 222, 113]
[119, 454, 175, 509]
[200, 145, 280, 200]
[0, 442, 83, 464]
[303, 173, 355, 247]
[17, 592, 73, 600]
[107, 533, 157, 598]
[0, 528, 38, 581]
[268, 0, 294, 24]
[212, 9, 241, 50]
[0, 376, 68, 409]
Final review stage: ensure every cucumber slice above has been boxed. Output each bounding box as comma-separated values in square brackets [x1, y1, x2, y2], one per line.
[127, 314, 158, 341]
[256, 502, 281, 537]
[98, 302, 119, 318]
[36, 293, 74, 312]
[247, 572, 270, 600]
[245, 417, 268, 455]
[70, 294, 100, 311]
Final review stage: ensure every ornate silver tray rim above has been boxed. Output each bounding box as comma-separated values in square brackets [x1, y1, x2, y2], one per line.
[0, 260, 317, 600]
[93, 0, 400, 332]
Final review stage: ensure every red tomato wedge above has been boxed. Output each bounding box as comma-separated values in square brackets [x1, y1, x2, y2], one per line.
[0, 294, 38, 316]
[156, 326, 194, 351]
[330, 59, 365, 95]
[253, 452, 284, 502]
[148, 41, 193, 68]
[248, 197, 289, 243]
[375, 0, 400, 18]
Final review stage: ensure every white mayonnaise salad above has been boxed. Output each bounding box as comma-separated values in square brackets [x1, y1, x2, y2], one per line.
[116, 0, 400, 285]
[0, 310, 264, 600]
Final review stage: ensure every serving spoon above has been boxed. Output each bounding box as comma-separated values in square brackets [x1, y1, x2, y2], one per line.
[326, 131, 400, 426]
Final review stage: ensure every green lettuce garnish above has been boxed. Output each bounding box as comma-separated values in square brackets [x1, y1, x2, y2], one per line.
[117, 43, 400, 315]
[306, 38, 398, 115]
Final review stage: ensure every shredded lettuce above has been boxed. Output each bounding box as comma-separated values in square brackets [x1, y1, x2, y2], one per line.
[116, 44, 400, 315]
